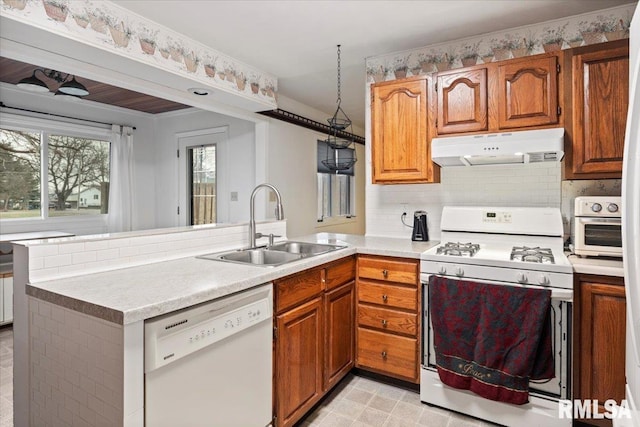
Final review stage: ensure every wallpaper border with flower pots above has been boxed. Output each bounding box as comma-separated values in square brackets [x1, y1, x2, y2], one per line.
[0, 0, 278, 107]
[366, 3, 635, 84]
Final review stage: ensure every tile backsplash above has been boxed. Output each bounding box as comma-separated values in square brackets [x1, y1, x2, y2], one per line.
[366, 162, 562, 240]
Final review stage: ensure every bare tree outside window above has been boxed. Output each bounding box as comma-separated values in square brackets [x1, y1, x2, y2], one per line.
[0, 128, 110, 220]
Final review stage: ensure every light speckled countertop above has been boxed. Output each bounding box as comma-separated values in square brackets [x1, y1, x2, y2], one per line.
[567, 253, 625, 278]
[26, 233, 438, 325]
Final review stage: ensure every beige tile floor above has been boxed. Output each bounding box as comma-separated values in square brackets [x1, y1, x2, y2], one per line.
[0, 325, 496, 427]
[297, 373, 497, 427]
[0, 326, 13, 427]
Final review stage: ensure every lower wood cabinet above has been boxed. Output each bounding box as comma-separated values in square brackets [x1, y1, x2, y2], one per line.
[274, 256, 355, 427]
[574, 274, 626, 427]
[356, 255, 420, 383]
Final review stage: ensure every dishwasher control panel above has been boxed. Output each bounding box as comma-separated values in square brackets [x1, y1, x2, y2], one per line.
[145, 284, 273, 372]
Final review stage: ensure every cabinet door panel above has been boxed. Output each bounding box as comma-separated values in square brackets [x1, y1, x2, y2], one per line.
[498, 56, 558, 129]
[572, 45, 629, 175]
[324, 282, 355, 391]
[437, 68, 488, 134]
[578, 281, 626, 422]
[276, 297, 323, 427]
[371, 77, 431, 183]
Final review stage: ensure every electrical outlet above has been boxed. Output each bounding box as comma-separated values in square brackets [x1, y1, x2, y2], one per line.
[269, 193, 276, 202]
[230, 191, 238, 201]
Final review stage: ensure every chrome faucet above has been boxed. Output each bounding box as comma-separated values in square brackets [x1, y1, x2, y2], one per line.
[249, 183, 285, 248]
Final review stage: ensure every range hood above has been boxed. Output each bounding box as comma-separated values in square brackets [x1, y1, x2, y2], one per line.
[431, 128, 564, 167]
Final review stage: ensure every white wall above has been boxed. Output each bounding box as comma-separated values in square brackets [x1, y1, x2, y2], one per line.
[152, 108, 256, 228]
[0, 84, 157, 235]
[265, 96, 366, 239]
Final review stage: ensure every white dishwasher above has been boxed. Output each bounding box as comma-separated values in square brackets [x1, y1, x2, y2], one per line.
[144, 283, 273, 427]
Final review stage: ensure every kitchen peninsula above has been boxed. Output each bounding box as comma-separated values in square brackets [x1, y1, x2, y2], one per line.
[12, 222, 435, 426]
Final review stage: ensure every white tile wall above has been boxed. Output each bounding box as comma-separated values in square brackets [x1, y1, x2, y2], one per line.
[366, 163, 561, 239]
[29, 297, 124, 427]
[22, 221, 286, 283]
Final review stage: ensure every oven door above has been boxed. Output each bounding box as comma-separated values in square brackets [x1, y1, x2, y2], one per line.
[574, 217, 623, 257]
[421, 274, 571, 399]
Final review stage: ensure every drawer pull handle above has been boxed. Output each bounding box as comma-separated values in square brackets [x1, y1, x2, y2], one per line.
[381, 351, 387, 359]
[381, 319, 387, 326]
[382, 294, 388, 302]
[382, 269, 388, 278]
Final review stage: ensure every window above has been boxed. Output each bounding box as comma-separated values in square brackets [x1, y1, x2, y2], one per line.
[317, 140, 355, 221]
[0, 120, 110, 220]
[189, 144, 216, 225]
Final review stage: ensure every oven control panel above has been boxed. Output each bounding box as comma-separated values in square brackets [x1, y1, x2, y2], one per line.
[482, 211, 512, 224]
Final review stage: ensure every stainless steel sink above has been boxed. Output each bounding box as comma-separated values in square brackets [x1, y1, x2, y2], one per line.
[197, 241, 347, 267]
[267, 241, 346, 255]
[198, 248, 302, 267]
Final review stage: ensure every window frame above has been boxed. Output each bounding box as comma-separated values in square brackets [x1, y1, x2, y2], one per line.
[0, 112, 112, 226]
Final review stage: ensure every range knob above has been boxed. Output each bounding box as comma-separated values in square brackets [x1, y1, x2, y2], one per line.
[607, 203, 619, 213]
[455, 267, 464, 277]
[538, 275, 550, 286]
[591, 203, 602, 213]
[438, 266, 447, 275]
[517, 273, 528, 284]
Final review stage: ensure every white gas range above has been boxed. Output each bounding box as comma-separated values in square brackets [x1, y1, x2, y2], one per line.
[420, 206, 573, 427]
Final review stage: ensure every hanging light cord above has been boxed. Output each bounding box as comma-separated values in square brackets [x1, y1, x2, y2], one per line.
[336, 44, 341, 105]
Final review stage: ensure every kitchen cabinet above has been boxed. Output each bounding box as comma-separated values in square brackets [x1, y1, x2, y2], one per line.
[274, 256, 355, 427]
[370, 76, 439, 184]
[564, 40, 629, 179]
[434, 51, 561, 135]
[0, 274, 12, 325]
[574, 274, 626, 427]
[497, 55, 559, 129]
[355, 255, 420, 383]
[436, 68, 488, 134]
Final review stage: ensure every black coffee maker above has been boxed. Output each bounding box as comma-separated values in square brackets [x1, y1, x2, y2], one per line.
[411, 211, 429, 241]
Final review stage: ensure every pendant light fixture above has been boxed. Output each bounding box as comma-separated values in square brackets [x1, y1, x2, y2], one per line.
[321, 44, 357, 172]
[17, 69, 89, 98]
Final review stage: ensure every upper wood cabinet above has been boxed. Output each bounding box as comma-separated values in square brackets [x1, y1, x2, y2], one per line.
[437, 68, 488, 134]
[565, 40, 629, 179]
[371, 76, 438, 184]
[497, 56, 559, 129]
[434, 51, 562, 136]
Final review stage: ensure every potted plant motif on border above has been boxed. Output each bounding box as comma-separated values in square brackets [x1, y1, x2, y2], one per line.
[460, 42, 480, 67]
[541, 23, 567, 52]
[42, 0, 68, 22]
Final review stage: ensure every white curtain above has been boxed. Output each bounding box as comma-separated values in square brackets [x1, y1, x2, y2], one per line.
[108, 125, 134, 232]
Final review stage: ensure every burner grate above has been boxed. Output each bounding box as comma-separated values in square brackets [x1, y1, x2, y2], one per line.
[510, 246, 555, 264]
[436, 242, 480, 257]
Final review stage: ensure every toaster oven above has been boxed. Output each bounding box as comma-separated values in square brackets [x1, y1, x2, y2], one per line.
[574, 196, 622, 258]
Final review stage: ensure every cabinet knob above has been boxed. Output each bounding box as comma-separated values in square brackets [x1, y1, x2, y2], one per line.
[381, 319, 387, 327]
[382, 294, 388, 302]
[382, 269, 388, 278]
[381, 351, 387, 359]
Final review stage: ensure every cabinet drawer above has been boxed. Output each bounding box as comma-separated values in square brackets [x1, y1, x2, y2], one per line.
[358, 281, 417, 311]
[357, 327, 418, 381]
[358, 256, 417, 286]
[324, 256, 355, 291]
[276, 268, 323, 313]
[358, 305, 417, 336]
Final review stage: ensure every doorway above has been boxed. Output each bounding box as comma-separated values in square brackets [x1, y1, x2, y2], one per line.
[177, 127, 228, 226]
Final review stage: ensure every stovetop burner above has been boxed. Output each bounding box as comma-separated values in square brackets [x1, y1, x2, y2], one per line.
[510, 246, 555, 264]
[436, 242, 480, 257]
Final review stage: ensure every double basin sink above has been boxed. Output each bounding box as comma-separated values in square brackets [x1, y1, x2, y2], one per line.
[198, 241, 347, 267]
